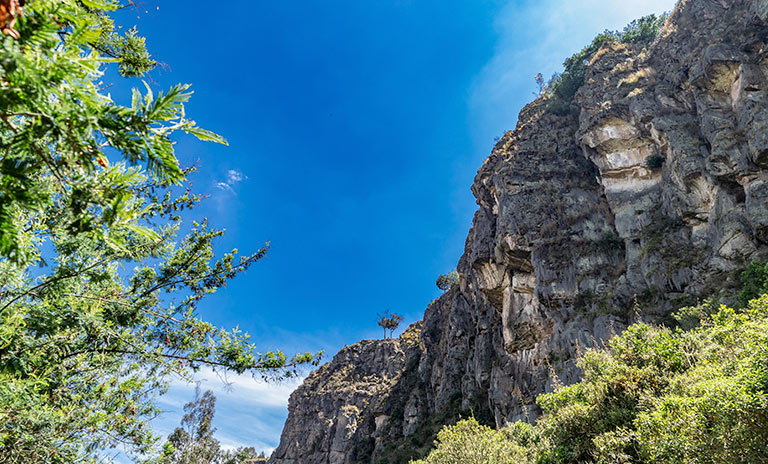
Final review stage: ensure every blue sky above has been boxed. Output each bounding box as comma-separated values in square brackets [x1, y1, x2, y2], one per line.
[104, 0, 675, 458]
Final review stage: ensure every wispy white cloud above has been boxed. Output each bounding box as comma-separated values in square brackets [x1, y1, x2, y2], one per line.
[226, 169, 245, 184]
[166, 367, 304, 409]
[218, 433, 275, 455]
[149, 368, 304, 456]
[215, 169, 247, 193]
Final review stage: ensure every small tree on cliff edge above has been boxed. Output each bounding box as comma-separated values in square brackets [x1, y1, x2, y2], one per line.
[436, 271, 459, 291]
[378, 311, 404, 339]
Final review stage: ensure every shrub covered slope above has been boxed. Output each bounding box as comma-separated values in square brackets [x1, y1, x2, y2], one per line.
[415, 292, 768, 464]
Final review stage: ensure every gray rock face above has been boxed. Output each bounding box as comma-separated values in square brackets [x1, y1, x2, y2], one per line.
[270, 329, 421, 464]
[271, 1, 768, 462]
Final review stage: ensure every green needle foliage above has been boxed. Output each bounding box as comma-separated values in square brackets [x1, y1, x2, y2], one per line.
[0, 1, 317, 462]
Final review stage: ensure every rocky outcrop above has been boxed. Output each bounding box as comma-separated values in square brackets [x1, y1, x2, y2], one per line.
[269, 325, 421, 464]
[271, 0, 768, 462]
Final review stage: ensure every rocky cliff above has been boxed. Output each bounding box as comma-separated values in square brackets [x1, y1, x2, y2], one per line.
[270, 0, 768, 462]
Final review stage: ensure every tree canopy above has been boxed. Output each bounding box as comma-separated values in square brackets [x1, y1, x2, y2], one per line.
[0, 1, 316, 461]
[378, 311, 403, 339]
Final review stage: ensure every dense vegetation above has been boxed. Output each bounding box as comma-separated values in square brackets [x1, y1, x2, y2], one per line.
[546, 14, 667, 115]
[413, 291, 768, 463]
[0, 1, 315, 461]
[411, 418, 534, 464]
[739, 260, 768, 307]
[374, 391, 495, 464]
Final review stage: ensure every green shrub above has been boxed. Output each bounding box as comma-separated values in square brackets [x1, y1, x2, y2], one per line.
[536, 299, 768, 463]
[410, 418, 533, 464]
[672, 297, 720, 330]
[546, 13, 667, 114]
[644, 154, 665, 169]
[547, 30, 619, 114]
[436, 271, 459, 291]
[632, 301, 768, 463]
[534, 324, 687, 464]
[598, 230, 624, 253]
[739, 260, 768, 307]
[414, 295, 768, 464]
[620, 14, 669, 45]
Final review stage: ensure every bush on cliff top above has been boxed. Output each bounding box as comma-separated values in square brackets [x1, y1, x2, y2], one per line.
[412, 294, 768, 464]
[436, 271, 460, 291]
[547, 13, 667, 115]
